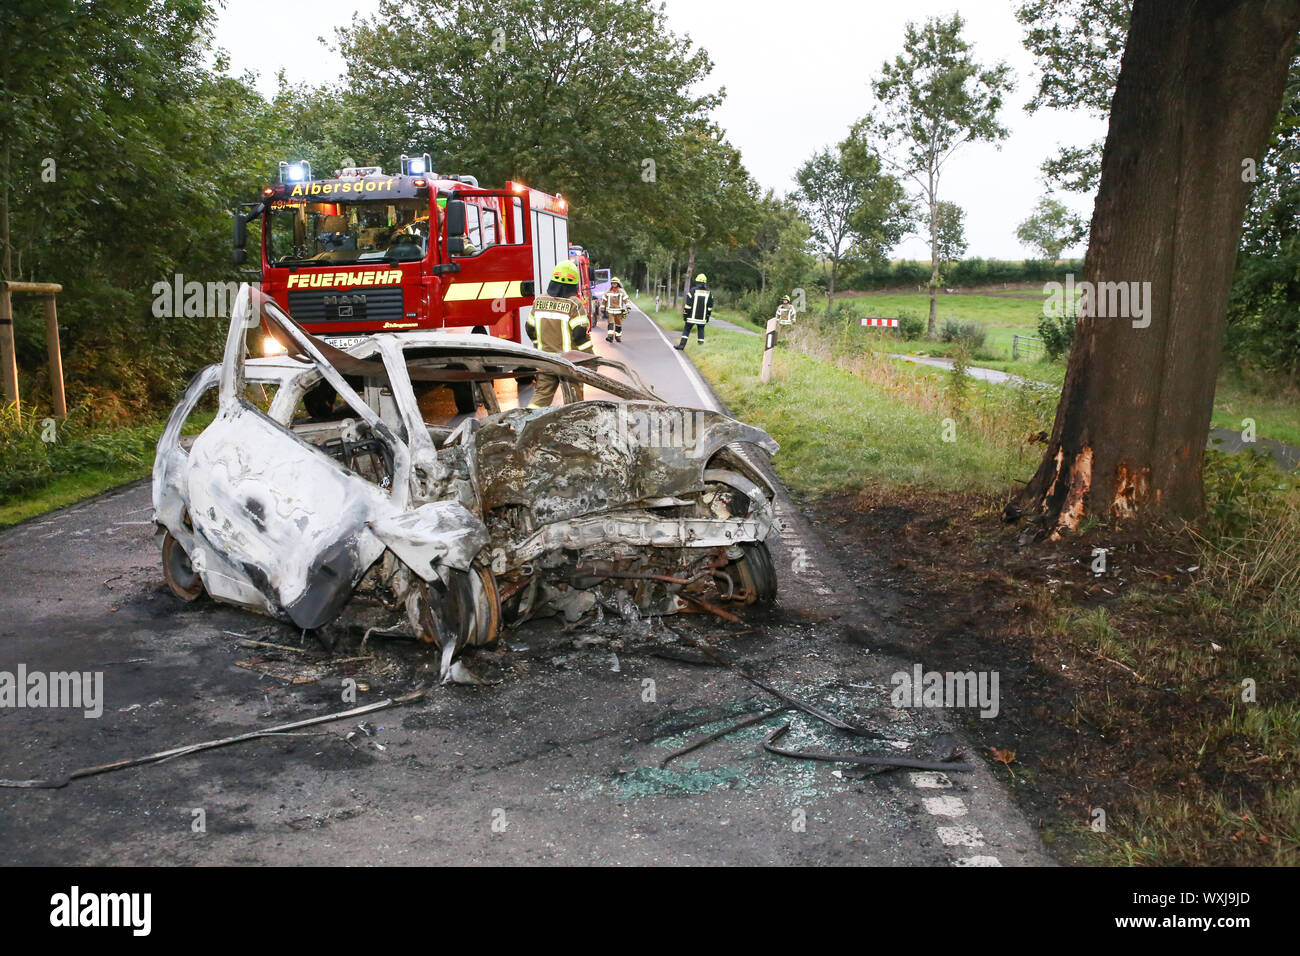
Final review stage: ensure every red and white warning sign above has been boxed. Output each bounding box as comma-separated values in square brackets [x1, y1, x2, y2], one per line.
[860, 317, 900, 327]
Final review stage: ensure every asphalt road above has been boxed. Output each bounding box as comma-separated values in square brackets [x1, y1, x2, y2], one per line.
[0, 303, 1052, 866]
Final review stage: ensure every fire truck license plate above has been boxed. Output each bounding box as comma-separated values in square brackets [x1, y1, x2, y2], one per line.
[323, 336, 367, 350]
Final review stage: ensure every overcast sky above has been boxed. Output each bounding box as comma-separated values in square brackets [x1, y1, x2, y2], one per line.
[211, 0, 1108, 259]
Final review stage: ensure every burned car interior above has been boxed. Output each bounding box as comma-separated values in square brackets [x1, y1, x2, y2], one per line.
[153, 285, 780, 684]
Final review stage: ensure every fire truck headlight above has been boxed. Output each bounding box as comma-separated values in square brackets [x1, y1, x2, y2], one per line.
[262, 336, 287, 357]
[408, 157, 426, 174]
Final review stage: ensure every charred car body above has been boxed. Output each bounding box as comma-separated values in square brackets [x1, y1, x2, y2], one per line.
[153, 286, 779, 681]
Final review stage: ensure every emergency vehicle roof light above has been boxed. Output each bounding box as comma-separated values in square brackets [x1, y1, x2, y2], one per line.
[508, 180, 527, 194]
[278, 160, 312, 184]
[401, 152, 433, 176]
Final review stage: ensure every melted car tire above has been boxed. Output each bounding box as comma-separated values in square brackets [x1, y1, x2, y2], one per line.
[729, 541, 777, 605]
[417, 564, 501, 649]
[161, 532, 205, 602]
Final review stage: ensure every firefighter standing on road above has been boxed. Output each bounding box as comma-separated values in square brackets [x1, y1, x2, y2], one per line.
[775, 294, 797, 326]
[525, 260, 592, 408]
[675, 273, 713, 350]
[604, 277, 629, 343]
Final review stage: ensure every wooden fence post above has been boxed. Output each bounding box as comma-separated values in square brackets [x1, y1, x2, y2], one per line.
[0, 284, 17, 420]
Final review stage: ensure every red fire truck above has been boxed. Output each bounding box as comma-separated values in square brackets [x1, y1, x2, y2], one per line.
[232, 155, 589, 352]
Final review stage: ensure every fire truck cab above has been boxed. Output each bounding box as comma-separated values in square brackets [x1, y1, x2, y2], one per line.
[233, 156, 583, 351]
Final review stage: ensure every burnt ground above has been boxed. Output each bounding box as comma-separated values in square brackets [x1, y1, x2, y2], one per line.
[802, 486, 1286, 865]
[0, 479, 1051, 867]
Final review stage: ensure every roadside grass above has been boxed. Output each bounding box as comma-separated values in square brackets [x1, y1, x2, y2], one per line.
[1059, 459, 1300, 865]
[635, 291, 763, 332]
[1211, 371, 1300, 448]
[0, 405, 215, 528]
[632, 294, 1051, 494]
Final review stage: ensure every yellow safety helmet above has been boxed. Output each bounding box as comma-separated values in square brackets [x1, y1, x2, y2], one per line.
[611, 276, 622, 286]
[552, 260, 580, 285]
[694, 273, 706, 283]
[782, 295, 790, 302]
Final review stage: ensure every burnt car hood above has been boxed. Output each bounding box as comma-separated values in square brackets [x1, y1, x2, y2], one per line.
[472, 401, 779, 525]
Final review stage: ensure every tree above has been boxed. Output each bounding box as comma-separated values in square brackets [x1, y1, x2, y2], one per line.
[857, 14, 1014, 337]
[719, 190, 811, 294]
[1015, 0, 1131, 194]
[1226, 53, 1300, 381]
[334, 0, 719, 247]
[1013, 0, 1300, 531]
[794, 140, 906, 314]
[1016, 198, 1086, 260]
[932, 201, 968, 264]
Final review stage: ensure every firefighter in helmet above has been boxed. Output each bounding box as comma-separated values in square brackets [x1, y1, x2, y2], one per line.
[775, 294, 797, 326]
[675, 272, 713, 350]
[604, 277, 629, 343]
[525, 259, 592, 408]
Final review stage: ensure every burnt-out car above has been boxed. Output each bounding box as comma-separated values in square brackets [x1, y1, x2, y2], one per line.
[153, 286, 779, 682]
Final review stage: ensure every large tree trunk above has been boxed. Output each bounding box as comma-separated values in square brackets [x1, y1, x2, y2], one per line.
[1015, 0, 1300, 533]
[686, 239, 696, 292]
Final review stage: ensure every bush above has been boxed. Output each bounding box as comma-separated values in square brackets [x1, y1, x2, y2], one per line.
[0, 406, 53, 499]
[0, 403, 162, 504]
[939, 319, 986, 350]
[897, 309, 925, 341]
[1038, 311, 1077, 361]
[735, 289, 785, 326]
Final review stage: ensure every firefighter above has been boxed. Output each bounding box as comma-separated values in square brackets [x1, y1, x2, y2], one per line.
[775, 294, 797, 326]
[604, 277, 630, 342]
[675, 273, 712, 350]
[524, 260, 592, 408]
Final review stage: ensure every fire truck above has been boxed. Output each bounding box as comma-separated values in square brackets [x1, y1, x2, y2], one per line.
[232, 154, 590, 352]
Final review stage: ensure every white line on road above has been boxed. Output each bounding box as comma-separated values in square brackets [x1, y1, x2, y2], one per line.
[953, 856, 1002, 867]
[909, 772, 953, 789]
[922, 795, 969, 817]
[937, 825, 986, 847]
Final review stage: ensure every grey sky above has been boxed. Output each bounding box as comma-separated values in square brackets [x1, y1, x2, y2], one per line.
[212, 0, 1107, 259]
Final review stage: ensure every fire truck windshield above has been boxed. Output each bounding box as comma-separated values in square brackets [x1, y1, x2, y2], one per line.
[266, 196, 433, 267]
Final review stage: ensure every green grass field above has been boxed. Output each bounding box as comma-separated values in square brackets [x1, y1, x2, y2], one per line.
[849, 291, 1045, 358]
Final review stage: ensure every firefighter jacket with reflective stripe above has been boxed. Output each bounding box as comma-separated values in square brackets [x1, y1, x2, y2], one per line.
[776, 303, 797, 324]
[529, 295, 592, 352]
[605, 289, 629, 315]
[683, 287, 713, 325]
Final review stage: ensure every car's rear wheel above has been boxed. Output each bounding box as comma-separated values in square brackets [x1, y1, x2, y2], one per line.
[162, 531, 204, 602]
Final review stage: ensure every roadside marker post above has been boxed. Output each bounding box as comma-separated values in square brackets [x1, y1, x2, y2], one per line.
[760, 317, 777, 384]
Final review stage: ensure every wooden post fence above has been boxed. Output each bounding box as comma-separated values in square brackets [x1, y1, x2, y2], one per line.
[0, 280, 66, 422]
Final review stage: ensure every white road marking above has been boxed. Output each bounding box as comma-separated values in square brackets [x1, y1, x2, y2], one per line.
[909, 772, 953, 789]
[937, 825, 986, 847]
[953, 855, 1002, 867]
[922, 795, 968, 817]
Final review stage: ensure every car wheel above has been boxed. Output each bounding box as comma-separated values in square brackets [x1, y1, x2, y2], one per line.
[162, 531, 204, 602]
[417, 564, 500, 649]
[727, 541, 777, 605]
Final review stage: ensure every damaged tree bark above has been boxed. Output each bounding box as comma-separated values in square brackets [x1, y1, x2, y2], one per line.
[1014, 0, 1300, 532]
